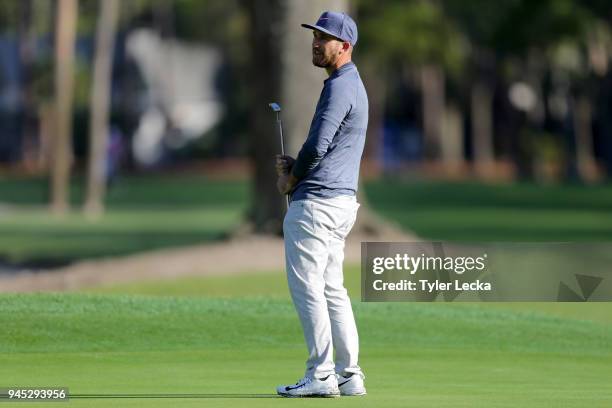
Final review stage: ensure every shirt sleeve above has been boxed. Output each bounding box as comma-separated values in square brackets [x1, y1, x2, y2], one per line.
[291, 81, 351, 179]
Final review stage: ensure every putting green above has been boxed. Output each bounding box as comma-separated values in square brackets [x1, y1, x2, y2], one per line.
[1, 293, 611, 407]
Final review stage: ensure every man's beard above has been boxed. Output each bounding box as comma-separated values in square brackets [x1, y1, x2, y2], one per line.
[312, 51, 330, 67]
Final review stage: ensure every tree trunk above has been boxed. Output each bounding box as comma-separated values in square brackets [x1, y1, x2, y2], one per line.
[471, 80, 494, 176]
[50, 0, 78, 215]
[18, 0, 39, 172]
[38, 104, 55, 171]
[84, 0, 119, 218]
[421, 64, 445, 162]
[360, 58, 385, 175]
[441, 103, 464, 174]
[573, 95, 598, 182]
[246, 0, 286, 234]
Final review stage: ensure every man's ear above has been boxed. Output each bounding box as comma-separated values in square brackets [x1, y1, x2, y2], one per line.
[342, 42, 350, 51]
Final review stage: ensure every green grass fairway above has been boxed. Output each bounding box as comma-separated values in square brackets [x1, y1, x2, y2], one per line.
[365, 180, 612, 241]
[91, 266, 612, 325]
[0, 176, 247, 264]
[3, 176, 612, 264]
[3, 177, 612, 406]
[1, 291, 611, 408]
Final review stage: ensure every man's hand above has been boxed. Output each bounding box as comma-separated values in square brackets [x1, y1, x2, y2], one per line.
[275, 155, 295, 176]
[277, 173, 298, 195]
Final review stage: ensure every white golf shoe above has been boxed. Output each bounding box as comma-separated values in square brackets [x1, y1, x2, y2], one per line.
[337, 372, 366, 396]
[276, 375, 340, 397]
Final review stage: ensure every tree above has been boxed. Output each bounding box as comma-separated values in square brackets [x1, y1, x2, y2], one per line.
[488, 0, 603, 181]
[245, 0, 285, 234]
[443, 0, 606, 181]
[443, 0, 516, 177]
[84, 0, 120, 217]
[550, 21, 612, 182]
[359, 0, 466, 170]
[17, 0, 39, 171]
[50, 0, 78, 215]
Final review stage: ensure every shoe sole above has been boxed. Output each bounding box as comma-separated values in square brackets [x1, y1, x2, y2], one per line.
[277, 391, 340, 398]
[340, 387, 367, 396]
[341, 391, 367, 396]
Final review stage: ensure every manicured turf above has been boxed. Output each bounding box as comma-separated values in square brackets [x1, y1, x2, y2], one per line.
[3, 176, 612, 406]
[2, 176, 612, 264]
[364, 179, 612, 241]
[1, 293, 611, 407]
[0, 175, 247, 207]
[91, 265, 612, 325]
[0, 207, 241, 264]
[0, 176, 247, 264]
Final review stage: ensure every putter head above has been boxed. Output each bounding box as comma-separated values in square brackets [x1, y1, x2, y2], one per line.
[269, 102, 282, 112]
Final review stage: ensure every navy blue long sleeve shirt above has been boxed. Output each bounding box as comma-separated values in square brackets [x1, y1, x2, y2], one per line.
[290, 61, 368, 201]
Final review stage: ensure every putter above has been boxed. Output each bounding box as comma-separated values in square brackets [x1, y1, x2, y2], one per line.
[269, 102, 289, 208]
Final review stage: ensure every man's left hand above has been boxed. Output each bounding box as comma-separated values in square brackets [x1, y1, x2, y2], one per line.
[277, 173, 298, 195]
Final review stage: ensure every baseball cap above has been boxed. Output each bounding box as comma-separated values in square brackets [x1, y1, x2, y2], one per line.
[301, 11, 358, 46]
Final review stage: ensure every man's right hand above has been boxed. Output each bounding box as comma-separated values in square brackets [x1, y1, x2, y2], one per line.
[275, 155, 295, 176]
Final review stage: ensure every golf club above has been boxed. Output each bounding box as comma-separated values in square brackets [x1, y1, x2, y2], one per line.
[269, 102, 289, 208]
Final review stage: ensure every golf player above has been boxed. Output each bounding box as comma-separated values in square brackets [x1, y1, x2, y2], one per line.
[275, 11, 368, 398]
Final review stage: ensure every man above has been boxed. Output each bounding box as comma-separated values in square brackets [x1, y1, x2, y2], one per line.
[274, 11, 368, 398]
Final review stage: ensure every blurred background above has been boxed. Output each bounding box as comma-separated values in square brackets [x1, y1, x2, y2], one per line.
[1, 0, 612, 280]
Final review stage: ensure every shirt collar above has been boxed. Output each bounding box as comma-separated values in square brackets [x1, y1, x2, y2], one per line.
[325, 61, 355, 83]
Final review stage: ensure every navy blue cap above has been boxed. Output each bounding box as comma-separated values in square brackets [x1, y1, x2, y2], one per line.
[301, 11, 358, 46]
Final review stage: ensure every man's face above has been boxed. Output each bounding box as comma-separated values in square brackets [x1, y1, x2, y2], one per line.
[311, 30, 345, 68]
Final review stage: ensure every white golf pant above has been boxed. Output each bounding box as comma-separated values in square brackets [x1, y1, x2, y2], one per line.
[283, 195, 362, 379]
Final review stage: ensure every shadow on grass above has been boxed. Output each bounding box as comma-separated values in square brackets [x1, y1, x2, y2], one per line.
[0, 229, 227, 270]
[67, 393, 279, 399]
[0, 176, 248, 207]
[388, 224, 612, 242]
[365, 180, 612, 212]
[0, 176, 250, 268]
